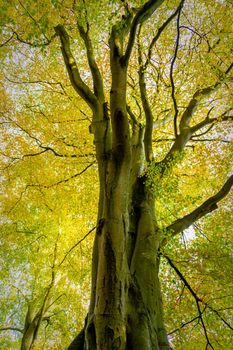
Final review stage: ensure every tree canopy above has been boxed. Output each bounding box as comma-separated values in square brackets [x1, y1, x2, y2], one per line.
[0, 0, 232, 349]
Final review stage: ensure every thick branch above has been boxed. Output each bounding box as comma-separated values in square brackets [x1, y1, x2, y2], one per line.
[179, 62, 232, 132]
[191, 113, 233, 134]
[158, 63, 233, 166]
[77, 24, 104, 102]
[54, 25, 97, 110]
[138, 31, 153, 162]
[179, 83, 221, 132]
[163, 175, 233, 242]
[159, 109, 232, 168]
[123, 0, 165, 65]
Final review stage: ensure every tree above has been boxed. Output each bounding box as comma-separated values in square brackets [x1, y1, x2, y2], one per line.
[0, 187, 94, 349]
[0, 0, 232, 349]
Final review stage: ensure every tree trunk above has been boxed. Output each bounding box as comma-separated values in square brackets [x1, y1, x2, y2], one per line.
[69, 174, 170, 350]
[59, 9, 171, 349]
[69, 116, 170, 350]
[20, 305, 39, 350]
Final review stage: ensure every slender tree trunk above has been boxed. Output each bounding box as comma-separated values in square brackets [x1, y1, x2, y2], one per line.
[21, 326, 37, 350]
[20, 272, 55, 350]
[20, 305, 39, 350]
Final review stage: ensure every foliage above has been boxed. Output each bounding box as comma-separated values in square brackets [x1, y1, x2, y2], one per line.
[0, 0, 232, 349]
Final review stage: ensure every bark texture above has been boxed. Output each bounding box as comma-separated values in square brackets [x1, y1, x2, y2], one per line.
[68, 130, 170, 350]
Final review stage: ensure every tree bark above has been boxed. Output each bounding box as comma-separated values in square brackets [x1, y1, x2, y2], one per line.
[68, 86, 170, 350]
[69, 173, 170, 350]
[20, 304, 39, 350]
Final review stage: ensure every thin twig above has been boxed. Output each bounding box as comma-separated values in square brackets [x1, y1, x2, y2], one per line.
[163, 254, 233, 347]
[169, 4, 183, 137]
[58, 226, 96, 266]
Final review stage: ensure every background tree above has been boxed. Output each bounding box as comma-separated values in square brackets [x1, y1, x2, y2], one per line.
[0, 0, 232, 349]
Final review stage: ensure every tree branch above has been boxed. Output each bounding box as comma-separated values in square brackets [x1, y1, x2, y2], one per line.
[0, 326, 24, 334]
[6, 162, 95, 214]
[27, 161, 95, 189]
[208, 306, 233, 331]
[126, 104, 138, 125]
[0, 33, 14, 47]
[163, 254, 233, 342]
[144, 0, 184, 71]
[158, 107, 232, 169]
[191, 113, 233, 134]
[4, 117, 93, 160]
[77, 23, 104, 102]
[31, 269, 56, 343]
[17, 0, 49, 41]
[163, 254, 214, 349]
[58, 226, 96, 267]
[54, 25, 97, 110]
[179, 62, 232, 133]
[13, 30, 56, 47]
[170, 2, 183, 137]
[162, 175, 233, 244]
[138, 28, 154, 161]
[168, 315, 200, 335]
[122, 0, 165, 65]
[162, 254, 202, 302]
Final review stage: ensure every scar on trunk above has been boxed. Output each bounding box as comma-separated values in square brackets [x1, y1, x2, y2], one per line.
[97, 218, 105, 235]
